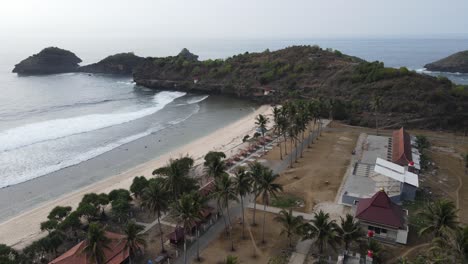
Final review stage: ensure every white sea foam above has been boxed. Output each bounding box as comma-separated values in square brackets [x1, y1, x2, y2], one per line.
[186, 95, 209, 105]
[0, 91, 186, 152]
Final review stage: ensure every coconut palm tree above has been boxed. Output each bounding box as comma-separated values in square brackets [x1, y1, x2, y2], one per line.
[272, 106, 284, 160]
[81, 222, 110, 264]
[170, 192, 202, 264]
[257, 168, 283, 243]
[152, 157, 196, 200]
[429, 226, 468, 263]
[337, 214, 364, 251]
[302, 210, 340, 258]
[249, 161, 264, 226]
[204, 151, 227, 180]
[141, 179, 170, 253]
[366, 239, 384, 263]
[370, 95, 382, 136]
[212, 174, 238, 251]
[122, 221, 146, 264]
[274, 209, 304, 248]
[233, 166, 252, 239]
[255, 114, 269, 154]
[418, 199, 459, 237]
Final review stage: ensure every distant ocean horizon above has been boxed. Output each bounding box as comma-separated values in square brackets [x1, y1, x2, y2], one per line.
[0, 38, 467, 188]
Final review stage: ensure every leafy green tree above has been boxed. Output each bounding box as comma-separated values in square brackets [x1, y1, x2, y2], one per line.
[40, 219, 58, 233]
[81, 222, 110, 264]
[274, 209, 304, 247]
[212, 173, 238, 251]
[108, 189, 132, 222]
[123, 221, 146, 264]
[130, 176, 149, 198]
[0, 244, 19, 264]
[58, 211, 81, 235]
[367, 239, 384, 263]
[47, 206, 72, 221]
[416, 135, 430, 151]
[225, 255, 238, 264]
[337, 214, 364, 250]
[257, 168, 282, 243]
[233, 166, 252, 239]
[153, 157, 197, 200]
[141, 179, 170, 252]
[418, 199, 459, 237]
[302, 210, 340, 257]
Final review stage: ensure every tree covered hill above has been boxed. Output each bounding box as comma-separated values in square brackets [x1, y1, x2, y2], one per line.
[133, 46, 467, 131]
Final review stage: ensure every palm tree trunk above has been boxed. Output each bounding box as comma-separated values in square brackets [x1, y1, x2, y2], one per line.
[283, 135, 288, 155]
[289, 138, 294, 168]
[294, 138, 298, 162]
[375, 110, 379, 136]
[262, 202, 267, 243]
[252, 195, 257, 226]
[157, 213, 166, 253]
[240, 195, 245, 239]
[300, 131, 305, 158]
[183, 238, 187, 264]
[262, 133, 266, 154]
[196, 226, 200, 261]
[279, 135, 283, 160]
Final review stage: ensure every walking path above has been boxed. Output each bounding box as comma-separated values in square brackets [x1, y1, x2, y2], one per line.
[246, 203, 315, 220]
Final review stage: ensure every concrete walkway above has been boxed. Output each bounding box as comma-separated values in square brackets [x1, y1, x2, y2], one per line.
[288, 239, 313, 264]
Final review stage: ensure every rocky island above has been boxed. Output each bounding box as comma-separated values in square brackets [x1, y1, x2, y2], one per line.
[12, 47, 82, 75]
[134, 46, 468, 130]
[424, 50, 468, 73]
[77, 52, 144, 75]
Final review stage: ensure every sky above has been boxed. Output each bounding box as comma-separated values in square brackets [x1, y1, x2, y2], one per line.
[1, 0, 468, 40]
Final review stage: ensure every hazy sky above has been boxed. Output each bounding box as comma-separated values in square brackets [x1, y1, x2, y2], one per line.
[1, 0, 468, 40]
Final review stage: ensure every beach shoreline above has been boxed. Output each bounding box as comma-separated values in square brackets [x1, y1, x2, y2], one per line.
[0, 104, 272, 249]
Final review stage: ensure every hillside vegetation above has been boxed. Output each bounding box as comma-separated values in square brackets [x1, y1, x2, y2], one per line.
[134, 46, 467, 131]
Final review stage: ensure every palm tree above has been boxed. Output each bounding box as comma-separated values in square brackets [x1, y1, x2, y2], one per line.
[272, 106, 283, 160]
[141, 180, 170, 252]
[366, 239, 384, 263]
[274, 209, 303, 248]
[255, 114, 269, 154]
[152, 157, 195, 200]
[225, 255, 238, 264]
[418, 199, 459, 237]
[81, 222, 110, 264]
[302, 210, 340, 258]
[122, 221, 146, 264]
[370, 95, 382, 136]
[257, 168, 283, 243]
[337, 214, 364, 250]
[429, 226, 468, 263]
[464, 153, 468, 175]
[233, 166, 252, 239]
[249, 162, 264, 226]
[204, 151, 227, 180]
[212, 174, 238, 251]
[170, 192, 202, 264]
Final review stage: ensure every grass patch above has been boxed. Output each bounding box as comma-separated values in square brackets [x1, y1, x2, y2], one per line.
[271, 194, 303, 209]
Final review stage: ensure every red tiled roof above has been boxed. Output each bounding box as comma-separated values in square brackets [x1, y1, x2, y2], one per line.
[49, 232, 130, 264]
[392, 127, 413, 166]
[355, 190, 405, 229]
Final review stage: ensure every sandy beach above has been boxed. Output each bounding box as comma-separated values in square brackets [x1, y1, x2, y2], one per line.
[0, 105, 272, 249]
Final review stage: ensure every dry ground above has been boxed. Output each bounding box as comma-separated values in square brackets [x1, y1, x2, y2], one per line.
[197, 209, 292, 264]
[136, 223, 175, 264]
[263, 122, 358, 212]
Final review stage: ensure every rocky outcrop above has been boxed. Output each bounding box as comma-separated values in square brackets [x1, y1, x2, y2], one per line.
[134, 46, 468, 131]
[13, 47, 82, 75]
[78, 52, 144, 75]
[424, 51, 468, 73]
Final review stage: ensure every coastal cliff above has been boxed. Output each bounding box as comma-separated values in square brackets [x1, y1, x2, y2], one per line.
[134, 46, 468, 130]
[424, 50, 468, 73]
[13, 47, 82, 75]
[78, 52, 144, 75]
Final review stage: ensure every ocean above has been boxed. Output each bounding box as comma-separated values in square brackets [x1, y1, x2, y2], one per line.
[0, 38, 467, 220]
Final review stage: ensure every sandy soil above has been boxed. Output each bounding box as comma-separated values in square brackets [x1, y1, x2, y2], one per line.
[0, 105, 273, 249]
[264, 122, 358, 212]
[197, 209, 291, 264]
[135, 224, 175, 264]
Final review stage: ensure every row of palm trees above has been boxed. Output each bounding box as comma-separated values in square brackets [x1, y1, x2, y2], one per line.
[269, 100, 326, 167]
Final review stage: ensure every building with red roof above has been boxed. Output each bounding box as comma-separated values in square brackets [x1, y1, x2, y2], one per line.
[392, 128, 413, 166]
[355, 190, 409, 244]
[49, 232, 130, 264]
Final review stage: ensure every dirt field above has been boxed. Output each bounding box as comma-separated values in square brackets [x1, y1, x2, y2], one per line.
[263, 122, 358, 212]
[197, 209, 291, 264]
